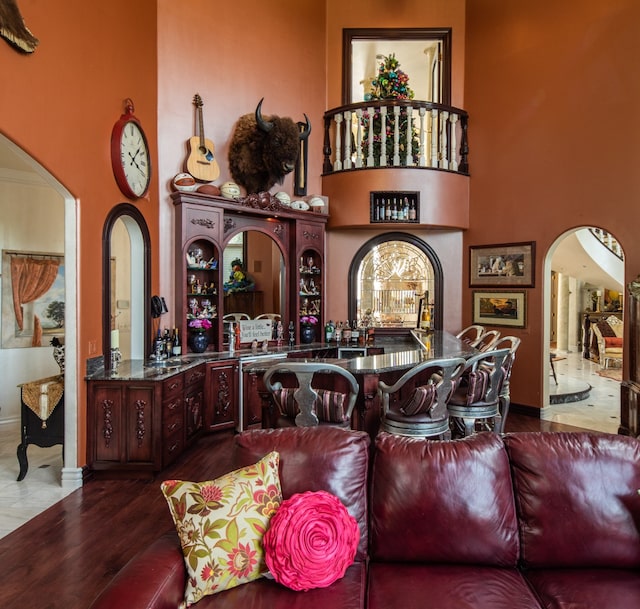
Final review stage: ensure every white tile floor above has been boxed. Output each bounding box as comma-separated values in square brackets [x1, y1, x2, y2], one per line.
[0, 350, 622, 539]
[544, 349, 620, 434]
[0, 421, 73, 539]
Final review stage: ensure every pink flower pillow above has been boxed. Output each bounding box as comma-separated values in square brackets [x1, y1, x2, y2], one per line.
[263, 490, 359, 591]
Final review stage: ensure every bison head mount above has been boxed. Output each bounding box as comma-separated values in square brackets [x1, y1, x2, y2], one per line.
[228, 98, 311, 195]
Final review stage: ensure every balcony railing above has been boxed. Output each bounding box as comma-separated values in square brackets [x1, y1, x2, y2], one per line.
[322, 100, 469, 175]
[590, 228, 624, 260]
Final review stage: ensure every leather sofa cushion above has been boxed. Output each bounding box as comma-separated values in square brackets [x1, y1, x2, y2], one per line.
[368, 564, 541, 609]
[504, 432, 640, 568]
[233, 427, 370, 561]
[524, 568, 640, 609]
[190, 561, 366, 609]
[370, 432, 519, 566]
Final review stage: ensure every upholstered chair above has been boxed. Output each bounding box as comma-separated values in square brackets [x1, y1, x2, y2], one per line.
[447, 348, 510, 437]
[263, 362, 359, 428]
[455, 325, 485, 347]
[378, 357, 466, 439]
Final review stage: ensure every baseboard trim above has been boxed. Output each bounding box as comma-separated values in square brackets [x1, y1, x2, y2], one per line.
[509, 403, 541, 418]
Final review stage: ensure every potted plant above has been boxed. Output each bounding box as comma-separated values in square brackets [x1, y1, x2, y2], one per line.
[188, 318, 212, 353]
[299, 315, 318, 344]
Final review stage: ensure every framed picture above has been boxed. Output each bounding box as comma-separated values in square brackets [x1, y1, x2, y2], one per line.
[472, 290, 527, 329]
[469, 242, 535, 287]
[2, 250, 65, 348]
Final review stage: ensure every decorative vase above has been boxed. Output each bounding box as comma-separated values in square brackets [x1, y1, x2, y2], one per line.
[189, 331, 209, 353]
[300, 324, 315, 344]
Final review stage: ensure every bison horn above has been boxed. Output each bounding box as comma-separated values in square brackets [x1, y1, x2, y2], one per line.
[255, 98, 274, 133]
[299, 114, 311, 140]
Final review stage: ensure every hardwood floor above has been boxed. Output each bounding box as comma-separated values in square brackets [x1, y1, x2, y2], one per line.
[0, 415, 599, 609]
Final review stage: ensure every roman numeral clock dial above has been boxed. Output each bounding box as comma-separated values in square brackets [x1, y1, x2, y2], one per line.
[110, 98, 152, 199]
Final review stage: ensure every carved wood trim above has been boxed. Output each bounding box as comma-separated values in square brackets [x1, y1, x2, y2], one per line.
[215, 370, 230, 417]
[135, 399, 147, 446]
[190, 217, 216, 230]
[101, 399, 114, 447]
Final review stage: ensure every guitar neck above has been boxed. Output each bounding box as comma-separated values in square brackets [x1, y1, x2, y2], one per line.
[198, 107, 205, 149]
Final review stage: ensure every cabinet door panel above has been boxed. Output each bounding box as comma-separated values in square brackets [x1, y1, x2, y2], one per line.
[206, 363, 238, 430]
[92, 386, 123, 463]
[124, 385, 156, 463]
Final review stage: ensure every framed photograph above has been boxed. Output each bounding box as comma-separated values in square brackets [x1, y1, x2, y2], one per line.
[469, 242, 535, 287]
[472, 290, 527, 329]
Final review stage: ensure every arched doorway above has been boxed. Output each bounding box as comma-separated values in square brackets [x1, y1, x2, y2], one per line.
[348, 232, 443, 329]
[0, 133, 80, 487]
[543, 227, 623, 433]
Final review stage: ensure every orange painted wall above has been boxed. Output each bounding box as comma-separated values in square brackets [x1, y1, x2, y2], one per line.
[464, 0, 640, 408]
[156, 0, 327, 307]
[0, 0, 159, 461]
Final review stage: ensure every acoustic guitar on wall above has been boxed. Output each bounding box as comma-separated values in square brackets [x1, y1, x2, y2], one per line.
[186, 94, 220, 182]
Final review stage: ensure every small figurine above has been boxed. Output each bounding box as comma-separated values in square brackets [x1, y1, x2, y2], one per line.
[261, 339, 269, 352]
[223, 258, 255, 292]
[276, 321, 284, 345]
[251, 339, 258, 352]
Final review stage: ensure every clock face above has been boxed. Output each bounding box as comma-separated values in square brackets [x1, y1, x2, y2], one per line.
[118, 120, 150, 197]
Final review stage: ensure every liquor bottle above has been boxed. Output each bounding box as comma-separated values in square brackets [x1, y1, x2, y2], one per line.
[172, 327, 181, 356]
[342, 321, 352, 343]
[334, 321, 342, 344]
[153, 328, 163, 359]
[351, 320, 359, 344]
[163, 328, 171, 358]
[325, 320, 334, 343]
[385, 198, 391, 221]
[409, 199, 417, 221]
[391, 198, 398, 221]
[403, 197, 410, 220]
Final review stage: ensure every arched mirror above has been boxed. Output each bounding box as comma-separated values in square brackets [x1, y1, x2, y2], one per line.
[222, 230, 285, 322]
[102, 203, 151, 367]
[348, 232, 443, 329]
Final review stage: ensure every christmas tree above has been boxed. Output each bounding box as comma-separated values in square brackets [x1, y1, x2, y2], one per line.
[362, 54, 420, 167]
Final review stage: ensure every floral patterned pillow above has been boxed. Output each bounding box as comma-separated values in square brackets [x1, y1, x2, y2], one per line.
[161, 451, 282, 607]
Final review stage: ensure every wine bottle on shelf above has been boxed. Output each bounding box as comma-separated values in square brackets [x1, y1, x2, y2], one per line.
[409, 198, 417, 221]
[351, 320, 359, 344]
[403, 197, 409, 220]
[391, 198, 398, 221]
[385, 198, 391, 221]
[172, 327, 181, 356]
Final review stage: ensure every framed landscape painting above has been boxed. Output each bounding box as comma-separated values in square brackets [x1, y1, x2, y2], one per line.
[469, 242, 535, 287]
[472, 290, 527, 328]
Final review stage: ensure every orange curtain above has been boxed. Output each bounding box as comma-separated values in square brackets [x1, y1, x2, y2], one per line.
[10, 258, 60, 345]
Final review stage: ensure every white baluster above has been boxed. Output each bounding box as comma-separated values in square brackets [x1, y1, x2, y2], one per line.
[355, 108, 363, 168]
[393, 105, 401, 166]
[366, 106, 375, 167]
[334, 113, 343, 171]
[343, 110, 352, 170]
[449, 113, 458, 171]
[405, 106, 413, 166]
[430, 109, 438, 168]
[440, 111, 449, 169]
[419, 107, 426, 167]
[380, 106, 388, 167]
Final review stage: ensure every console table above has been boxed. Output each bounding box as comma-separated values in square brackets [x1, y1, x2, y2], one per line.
[16, 375, 64, 481]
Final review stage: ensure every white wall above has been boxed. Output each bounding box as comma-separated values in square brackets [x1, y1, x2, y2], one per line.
[0, 176, 64, 424]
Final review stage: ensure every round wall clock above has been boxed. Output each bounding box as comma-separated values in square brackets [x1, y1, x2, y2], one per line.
[110, 98, 151, 199]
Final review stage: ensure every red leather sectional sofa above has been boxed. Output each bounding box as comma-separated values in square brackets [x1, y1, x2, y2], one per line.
[90, 427, 640, 609]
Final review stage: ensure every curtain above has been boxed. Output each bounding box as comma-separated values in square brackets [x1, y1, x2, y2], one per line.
[10, 257, 60, 346]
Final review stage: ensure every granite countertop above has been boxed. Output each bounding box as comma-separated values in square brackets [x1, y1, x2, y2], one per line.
[86, 331, 475, 382]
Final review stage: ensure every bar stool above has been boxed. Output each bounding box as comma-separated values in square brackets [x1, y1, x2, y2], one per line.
[378, 357, 466, 439]
[447, 348, 511, 438]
